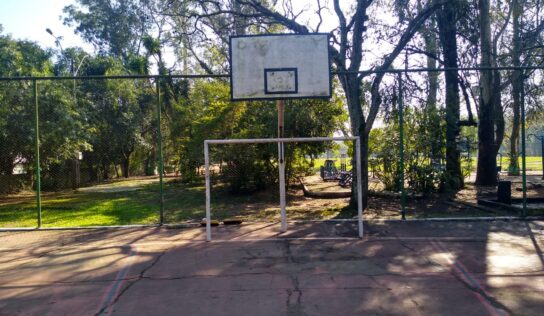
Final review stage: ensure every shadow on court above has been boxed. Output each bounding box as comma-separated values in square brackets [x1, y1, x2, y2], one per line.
[0, 220, 542, 315]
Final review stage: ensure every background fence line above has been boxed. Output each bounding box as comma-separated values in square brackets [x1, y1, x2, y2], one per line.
[0, 66, 542, 228]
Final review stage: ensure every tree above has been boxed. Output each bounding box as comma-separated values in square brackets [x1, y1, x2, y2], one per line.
[476, 0, 505, 185]
[76, 56, 154, 180]
[63, 0, 151, 59]
[508, 0, 544, 175]
[175, 78, 346, 191]
[508, 0, 523, 175]
[0, 33, 91, 191]
[436, 0, 462, 189]
[172, 0, 443, 208]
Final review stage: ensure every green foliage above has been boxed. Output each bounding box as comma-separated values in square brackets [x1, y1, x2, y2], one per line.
[370, 106, 447, 194]
[0, 35, 85, 188]
[63, 0, 151, 59]
[75, 56, 156, 181]
[170, 79, 347, 193]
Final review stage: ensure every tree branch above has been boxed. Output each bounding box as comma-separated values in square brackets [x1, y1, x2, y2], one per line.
[365, 0, 445, 135]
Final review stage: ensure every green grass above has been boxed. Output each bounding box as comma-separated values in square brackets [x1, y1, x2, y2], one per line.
[0, 178, 283, 228]
[313, 156, 542, 172]
[0, 188, 162, 227]
[1, 156, 542, 228]
[495, 156, 543, 171]
[460, 156, 543, 172]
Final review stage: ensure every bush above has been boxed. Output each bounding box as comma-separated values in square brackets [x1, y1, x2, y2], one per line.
[0, 174, 32, 194]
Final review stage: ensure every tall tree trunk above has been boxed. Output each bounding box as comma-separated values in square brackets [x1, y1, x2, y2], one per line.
[102, 163, 110, 181]
[417, 1, 438, 111]
[424, 21, 439, 112]
[232, 0, 246, 36]
[509, 0, 522, 175]
[476, 0, 503, 185]
[89, 164, 98, 182]
[122, 157, 130, 178]
[145, 151, 156, 176]
[423, 20, 442, 161]
[437, 1, 463, 190]
[338, 73, 368, 209]
[416, 0, 443, 167]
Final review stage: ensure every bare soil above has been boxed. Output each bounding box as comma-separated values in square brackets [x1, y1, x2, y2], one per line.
[295, 172, 544, 219]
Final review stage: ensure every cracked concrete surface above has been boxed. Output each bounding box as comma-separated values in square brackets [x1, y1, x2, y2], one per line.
[0, 220, 543, 315]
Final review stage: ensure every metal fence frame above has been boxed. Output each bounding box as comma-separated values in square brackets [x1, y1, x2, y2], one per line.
[1, 64, 543, 228]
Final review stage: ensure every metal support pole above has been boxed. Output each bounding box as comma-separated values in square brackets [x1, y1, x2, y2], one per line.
[156, 79, 165, 225]
[205, 142, 211, 241]
[355, 138, 363, 238]
[398, 74, 406, 220]
[277, 100, 287, 232]
[521, 78, 527, 215]
[34, 80, 42, 228]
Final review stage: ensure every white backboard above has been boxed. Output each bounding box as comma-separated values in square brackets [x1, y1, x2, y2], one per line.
[230, 34, 331, 101]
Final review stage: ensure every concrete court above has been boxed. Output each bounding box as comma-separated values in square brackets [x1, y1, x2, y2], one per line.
[0, 220, 543, 316]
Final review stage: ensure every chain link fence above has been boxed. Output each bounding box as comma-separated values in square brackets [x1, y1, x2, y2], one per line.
[0, 69, 543, 228]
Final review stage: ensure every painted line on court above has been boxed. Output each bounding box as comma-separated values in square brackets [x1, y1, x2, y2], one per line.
[430, 240, 509, 316]
[96, 249, 137, 316]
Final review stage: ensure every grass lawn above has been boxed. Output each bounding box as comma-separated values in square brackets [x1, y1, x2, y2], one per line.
[495, 156, 543, 171]
[2, 169, 542, 228]
[0, 184, 163, 228]
[314, 156, 543, 172]
[0, 177, 306, 228]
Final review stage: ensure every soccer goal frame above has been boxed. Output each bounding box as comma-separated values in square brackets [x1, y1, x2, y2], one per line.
[204, 136, 363, 241]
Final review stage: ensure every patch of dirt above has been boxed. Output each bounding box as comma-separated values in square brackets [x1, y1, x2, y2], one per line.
[288, 173, 544, 220]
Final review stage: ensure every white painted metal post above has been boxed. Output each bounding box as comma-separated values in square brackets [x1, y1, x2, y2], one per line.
[277, 100, 287, 232]
[279, 145, 287, 232]
[356, 138, 363, 238]
[204, 142, 212, 241]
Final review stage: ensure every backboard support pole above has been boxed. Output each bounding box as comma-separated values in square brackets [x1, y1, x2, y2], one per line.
[277, 100, 287, 232]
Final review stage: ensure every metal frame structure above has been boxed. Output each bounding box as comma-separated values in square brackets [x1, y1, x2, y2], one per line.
[204, 136, 363, 241]
[1, 63, 544, 229]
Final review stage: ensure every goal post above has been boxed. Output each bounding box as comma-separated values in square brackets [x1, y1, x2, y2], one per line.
[204, 136, 363, 241]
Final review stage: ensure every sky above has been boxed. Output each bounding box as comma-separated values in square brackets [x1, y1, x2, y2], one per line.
[0, 0, 91, 51]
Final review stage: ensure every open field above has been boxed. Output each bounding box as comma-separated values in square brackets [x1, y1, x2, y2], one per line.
[0, 221, 543, 315]
[483, 156, 543, 171]
[315, 156, 543, 172]
[1, 171, 543, 228]
[0, 177, 345, 228]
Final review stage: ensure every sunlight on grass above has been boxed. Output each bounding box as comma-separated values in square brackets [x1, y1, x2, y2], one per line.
[2, 172, 539, 228]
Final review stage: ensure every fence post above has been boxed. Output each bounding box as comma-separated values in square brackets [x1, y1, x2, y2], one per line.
[156, 79, 165, 225]
[521, 76, 527, 216]
[34, 79, 42, 228]
[398, 74, 406, 220]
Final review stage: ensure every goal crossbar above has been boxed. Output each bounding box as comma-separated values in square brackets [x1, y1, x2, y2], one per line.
[204, 136, 363, 241]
